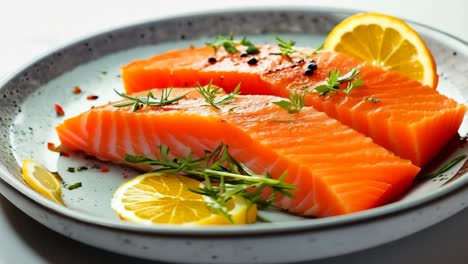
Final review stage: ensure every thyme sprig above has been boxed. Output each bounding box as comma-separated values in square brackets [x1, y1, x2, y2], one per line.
[271, 36, 324, 59]
[206, 34, 259, 54]
[196, 81, 241, 109]
[311, 43, 324, 55]
[273, 91, 306, 114]
[416, 154, 467, 181]
[271, 37, 299, 59]
[239, 37, 259, 54]
[274, 68, 364, 112]
[125, 144, 295, 222]
[313, 68, 364, 96]
[67, 182, 82, 190]
[113, 88, 188, 112]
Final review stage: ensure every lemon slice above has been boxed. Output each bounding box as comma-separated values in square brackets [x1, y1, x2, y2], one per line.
[111, 173, 257, 225]
[21, 159, 63, 204]
[324, 12, 438, 88]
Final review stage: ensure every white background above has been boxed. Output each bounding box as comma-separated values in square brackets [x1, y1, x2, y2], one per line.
[1, 0, 467, 79]
[0, 0, 467, 263]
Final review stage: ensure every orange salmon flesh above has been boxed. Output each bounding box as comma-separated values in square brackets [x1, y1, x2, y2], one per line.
[121, 45, 466, 167]
[56, 88, 420, 217]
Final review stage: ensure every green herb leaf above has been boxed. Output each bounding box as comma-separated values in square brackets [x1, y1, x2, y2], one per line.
[344, 78, 364, 94]
[311, 68, 364, 96]
[113, 88, 188, 112]
[273, 91, 306, 114]
[310, 43, 324, 55]
[272, 37, 323, 59]
[416, 154, 467, 181]
[271, 36, 301, 59]
[125, 143, 295, 221]
[206, 34, 259, 54]
[77, 166, 88, 171]
[196, 81, 240, 109]
[338, 68, 361, 82]
[240, 37, 259, 54]
[206, 34, 238, 54]
[67, 182, 82, 190]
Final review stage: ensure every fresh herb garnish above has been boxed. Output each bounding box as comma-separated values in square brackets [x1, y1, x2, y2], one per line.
[311, 43, 324, 55]
[272, 36, 298, 58]
[313, 68, 364, 96]
[239, 37, 259, 54]
[113, 88, 188, 112]
[77, 166, 88, 171]
[196, 81, 241, 109]
[273, 92, 306, 114]
[416, 154, 467, 181]
[206, 34, 259, 54]
[125, 144, 295, 222]
[67, 182, 82, 190]
[206, 34, 238, 54]
[67, 167, 75, 173]
[271, 36, 324, 59]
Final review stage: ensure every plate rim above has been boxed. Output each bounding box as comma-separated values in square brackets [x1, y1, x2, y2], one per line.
[1, 6, 468, 237]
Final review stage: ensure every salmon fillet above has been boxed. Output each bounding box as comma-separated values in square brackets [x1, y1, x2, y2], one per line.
[121, 45, 466, 166]
[56, 88, 419, 217]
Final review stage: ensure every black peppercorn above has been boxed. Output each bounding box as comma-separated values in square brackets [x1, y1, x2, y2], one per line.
[247, 57, 258, 65]
[307, 60, 318, 70]
[208, 57, 217, 64]
[240, 53, 248, 58]
[304, 69, 314, 76]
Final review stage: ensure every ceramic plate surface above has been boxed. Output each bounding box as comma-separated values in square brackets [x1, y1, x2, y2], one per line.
[1, 8, 468, 264]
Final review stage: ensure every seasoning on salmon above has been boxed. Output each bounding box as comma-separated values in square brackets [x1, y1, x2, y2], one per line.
[55, 88, 419, 217]
[121, 45, 466, 167]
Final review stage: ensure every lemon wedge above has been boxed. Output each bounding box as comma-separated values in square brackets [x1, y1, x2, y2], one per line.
[324, 12, 438, 88]
[111, 172, 257, 225]
[21, 159, 63, 204]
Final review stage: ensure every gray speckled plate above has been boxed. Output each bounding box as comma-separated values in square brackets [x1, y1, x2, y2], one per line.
[1, 8, 468, 264]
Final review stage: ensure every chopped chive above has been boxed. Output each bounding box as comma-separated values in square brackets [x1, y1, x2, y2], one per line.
[416, 154, 467, 181]
[67, 182, 82, 190]
[77, 166, 88, 171]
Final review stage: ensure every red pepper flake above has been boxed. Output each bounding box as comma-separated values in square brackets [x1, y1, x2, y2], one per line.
[60, 151, 70, 157]
[73, 86, 82, 94]
[100, 167, 110, 173]
[54, 104, 65, 116]
[87, 95, 99, 100]
[123, 174, 129, 179]
[47, 142, 56, 151]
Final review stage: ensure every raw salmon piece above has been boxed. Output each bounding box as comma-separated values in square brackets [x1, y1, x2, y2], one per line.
[121, 45, 466, 166]
[56, 88, 419, 217]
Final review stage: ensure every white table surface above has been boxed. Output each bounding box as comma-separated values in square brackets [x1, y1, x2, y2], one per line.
[1, 0, 467, 263]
